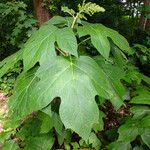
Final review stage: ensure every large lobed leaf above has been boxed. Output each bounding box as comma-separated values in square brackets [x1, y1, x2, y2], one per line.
[32, 56, 111, 139]
[9, 56, 126, 139]
[23, 23, 78, 71]
[78, 24, 130, 59]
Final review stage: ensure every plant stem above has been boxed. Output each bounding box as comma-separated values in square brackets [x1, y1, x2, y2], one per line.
[71, 0, 85, 28]
[71, 14, 79, 28]
[78, 37, 91, 46]
[55, 46, 67, 56]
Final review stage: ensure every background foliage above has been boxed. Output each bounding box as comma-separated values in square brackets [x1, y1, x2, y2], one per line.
[0, 1, 37, 60]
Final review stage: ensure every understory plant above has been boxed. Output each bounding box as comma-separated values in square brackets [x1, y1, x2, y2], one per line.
[0, 1, 150, 149]
[0, 1, 37, 60]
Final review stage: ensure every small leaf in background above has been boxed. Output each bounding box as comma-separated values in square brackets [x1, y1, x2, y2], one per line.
[133, 146, 145, 150]
[130, 89, 150, 105]
[16, 117, 42, 139]
[40, 105, 64, 136]
[89, 132, 101, 150]
[0, 130, 12, 144]
[141, 128, 150, 148]
[130, 106, 150, 118]
[108, 141, 132, 150]
[0, 50, 22, 78]
[51, 112, 64, 135]
[1, 140, 19, 150]
[61, 6, 75, 16]
[93, 111, 105, 132]
[118, 114, 150, 143]
[78, 2, 105, 20]
[118, 119, 139, 142]
[64, 143, 71, 150]
[70, 142, 79, 150]
[24, 133, 54, 150]
[38, 111, 53, 134]
[141, 114, 150, 127]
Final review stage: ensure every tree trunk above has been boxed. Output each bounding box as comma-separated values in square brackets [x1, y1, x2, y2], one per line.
[139, 0, 150, 30]
[33, 0, 52, 26]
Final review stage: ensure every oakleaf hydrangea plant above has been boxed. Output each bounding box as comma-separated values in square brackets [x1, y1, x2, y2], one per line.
[2, 1, 149, 150]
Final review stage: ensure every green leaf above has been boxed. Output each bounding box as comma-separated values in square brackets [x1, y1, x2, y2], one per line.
[47, 16, 74, 28]
[141, 114, 150, 127]
[118, 120, 139, 142]
[23, 24, 57, 71]
[111, 46, 127, 67]
[78, 24, 130, 59]
[31, 56, 121, 139]
[139, 74, 150, 85]
[78, 2, 105, 15]
[61, 6, 75, 16]
[38, 111, 53, 133]
[93, 111, 105, 132]
[56, 27, 78, 57]
[41, 105, 52, 117]
[70, 142, 79, 149]
[124, 68, 150, 85]
[78, 24, 110, 59]
[8, 68, 39, 120]
[0, 50, 22, 78]
[141, 128, 150, 148]
[24, 133, 54, 150]
[2, 140, 19, 150]
[102, 65, 127, 107]
[47, 16, 69, 26]
[108, 141, 132, 150]
[106, 27, 131, 53]
[32, 56, 100, 139]
[0, 130, 12, 144]
[16, 117, 42, 139]
[130, 106, 150, 118]
[89, 132, 101, 150]
[95, 56, 126, 108]
[118, 115, 150, 142]
[146, 14, 150, 19]
[133, 146, 145, 150]
[10, 55, 126, 139]
[51, 112, 64, 135]
[23, 23, 78, 71]
[41, 106, 64, 135]
[131, 90, 150, 105]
